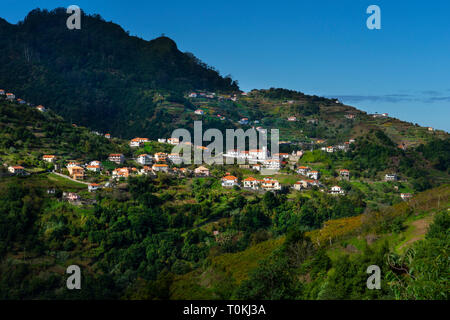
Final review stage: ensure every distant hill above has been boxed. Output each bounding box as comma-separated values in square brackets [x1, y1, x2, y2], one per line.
[0, 8, 238, 138]
[0, 8, 447, 145]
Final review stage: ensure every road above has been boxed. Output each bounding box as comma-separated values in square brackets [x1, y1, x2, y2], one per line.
[50, 171, 90, 186]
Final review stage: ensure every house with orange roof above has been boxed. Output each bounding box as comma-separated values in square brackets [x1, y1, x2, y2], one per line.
[297, 166, 311, 175]
[0, 89, 5, 95]
[261, 177, 281, 191]
[36, 105, 46, 112]
[88, 183, 101, 192]
[152, 163, 169, 172]
[68, 166, 85, 180]
[252, 163, 262, 171]
[112, 167, 132, 179]
[249, 148, 267, 160]
[326, 146, 334, 153]
[104, 133, 111, 139]
[154, 152, 168, 162]
[130, 137, 149, 147]
[243, 177, 262, 190]
[194, 109, 204, 115]
[86, 165, 101, 173]
[330, 185, 345, 195]
[263, 159, 281, 169]
[140, 166, 155, 176]
[194, 166, 210, 176]
[307, 170, 320, 180]
[137, 154, 152, 165]
[8, 166, 26, 175]
[66, 161, 80, 168]
[287, 116, 297, 121]
[42, 155, 56, 163]
[6, 93, 15, 100]
[108, 154, 125, 164]
[222, 175, 239, 188]
[339, 169, 350, 179]
[168, 153, 182, 164]
[274, 153, 290, 159]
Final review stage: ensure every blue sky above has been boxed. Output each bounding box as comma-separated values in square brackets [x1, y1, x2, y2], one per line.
[2, 0, 449, 131]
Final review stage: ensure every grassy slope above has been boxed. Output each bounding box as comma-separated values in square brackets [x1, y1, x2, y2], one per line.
[169, 184, 450, 299]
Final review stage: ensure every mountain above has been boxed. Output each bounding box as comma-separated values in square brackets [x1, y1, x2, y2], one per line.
[0, 8, 238, 138]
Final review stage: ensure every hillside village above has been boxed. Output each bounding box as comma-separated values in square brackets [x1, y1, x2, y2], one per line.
[1, 88, 426, 207]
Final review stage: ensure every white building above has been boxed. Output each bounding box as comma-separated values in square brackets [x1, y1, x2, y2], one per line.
[8, 166, 25, 175]
[137, 154, 152, 165]
[88, 183, 101, 192]
[243, 177, 261, 190]
[330, 186, 345, 195]
[401, 193, 413, 201]
[168, 153, 182, 164]
[222, 175, 239, 188]
[307, 170, 320, 180]
[167, 138, 180, 145]
[385, 173, 398, 181]
[86, 165, 101, 173]
[297, 166, 311, 176]
[108, 154, 125, 164]
[261, 177, 281, 191]
[130, 137, 149, 147]
[152, 164, 169, 172]
[43, 155, 56, 163]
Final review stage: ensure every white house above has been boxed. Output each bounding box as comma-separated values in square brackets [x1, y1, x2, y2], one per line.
[287, 116, 297, 121]
[307, 170, 320, 180]
[137, 154, 152, 165]
[168, 153, 182, 164]
[42, 155, 56, 163]
[88, 183, 101, 192]
[252, 163, 262, 171]
[0, 89, 5, 95]
[239, 118, 249, 125]
[263, 159, 281, 170]
[89, 160, 102, 167]
[249, 148, 267, 160]
[330, 186, 345, 195]
[86, 165, 101, 173]
[401, 193, 413, 201]
[154, 152, 168, 162]
[326, 146, 334, 153]
[167, 138, 180, 145]
[261, 177, 281, 191]
[109, 154, 125, 164]
[8, 166, 26, 175]
[385, 173, 398, 181]
[140, 166, 155, 176]
[6, 93, 15, 100]
[130, 137, 149, 147]
[222, 175, 239, 188]
[36, 105, 46, 112]
[152, 164, 169, 173]
[194, 109, 204, 115]
[194, 166, 210, 176]
[297, 166, 311, 176]
[339, 169, 350, 179]
[243, 177, 261, 190]
[158, 138, 167, 143]
[189, 92, 197, 98]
